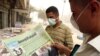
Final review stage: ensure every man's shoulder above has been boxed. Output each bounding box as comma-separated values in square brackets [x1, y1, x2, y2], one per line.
[61, 23, 71, 30]
[45, 25, 52, 30]
[46, 25, 51, 28]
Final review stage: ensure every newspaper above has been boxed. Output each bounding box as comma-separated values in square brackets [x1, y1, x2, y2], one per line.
[2, 24, 53, 56]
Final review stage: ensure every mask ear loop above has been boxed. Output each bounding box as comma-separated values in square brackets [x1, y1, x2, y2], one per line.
[76, 3, 91, 22]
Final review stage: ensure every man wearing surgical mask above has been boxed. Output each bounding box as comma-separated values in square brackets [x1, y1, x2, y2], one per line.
[52, 0, 100, 56]
[45, 6, 73, 56]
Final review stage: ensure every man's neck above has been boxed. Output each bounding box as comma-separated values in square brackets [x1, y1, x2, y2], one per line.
[87, 34, 99, 42]
[53, 21, 62, 28]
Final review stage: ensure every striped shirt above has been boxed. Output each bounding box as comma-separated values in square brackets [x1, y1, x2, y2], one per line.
[46, 23, 73, 48]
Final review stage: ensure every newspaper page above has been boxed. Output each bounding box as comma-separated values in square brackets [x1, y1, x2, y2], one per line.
[2, 24, 53, 56]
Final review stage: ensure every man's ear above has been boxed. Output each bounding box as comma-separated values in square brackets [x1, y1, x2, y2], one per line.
[90, 1, 100, 15]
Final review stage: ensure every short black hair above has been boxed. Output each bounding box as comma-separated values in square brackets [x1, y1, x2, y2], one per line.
[46, 6, 59, 16]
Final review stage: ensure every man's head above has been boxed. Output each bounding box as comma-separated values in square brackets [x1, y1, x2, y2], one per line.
[46, 6, 59, 19]
[46, 6, 60, 26]
[69, 0, 100, 35]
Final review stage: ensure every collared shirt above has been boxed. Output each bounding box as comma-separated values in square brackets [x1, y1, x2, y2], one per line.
[46, 23, 73, 48]
[75, 35, 100, 56]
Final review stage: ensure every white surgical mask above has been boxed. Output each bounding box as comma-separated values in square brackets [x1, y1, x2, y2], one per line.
[48, 18, 56, 26]
[70, 16, 79, 30]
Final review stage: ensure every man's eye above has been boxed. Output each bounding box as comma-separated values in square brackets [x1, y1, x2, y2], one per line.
[49, 17, 53, 18]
